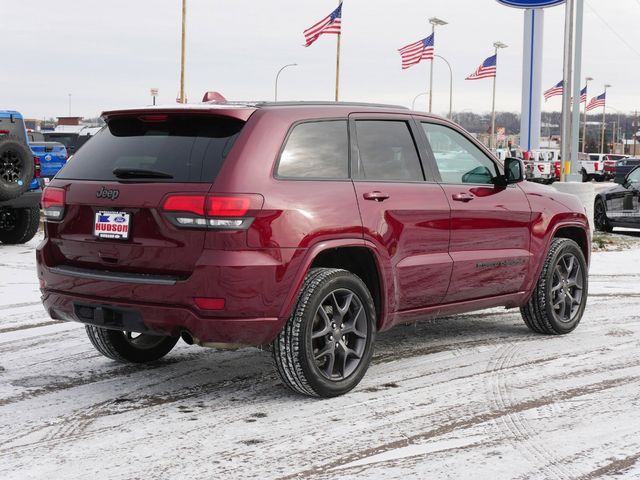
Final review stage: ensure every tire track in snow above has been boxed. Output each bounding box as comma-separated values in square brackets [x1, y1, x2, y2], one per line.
[486, 343, 575, 479]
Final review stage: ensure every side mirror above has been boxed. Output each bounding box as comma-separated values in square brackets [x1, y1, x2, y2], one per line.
[495, 157, 524, 187]
[614, 175, 625, 185]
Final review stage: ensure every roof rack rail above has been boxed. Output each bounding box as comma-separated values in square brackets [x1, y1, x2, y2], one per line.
[255, 101, 409, 110]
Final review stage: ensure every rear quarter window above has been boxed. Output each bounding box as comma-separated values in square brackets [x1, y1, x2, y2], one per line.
[276, 120, 349, 179]
[57, 115, 244, 183]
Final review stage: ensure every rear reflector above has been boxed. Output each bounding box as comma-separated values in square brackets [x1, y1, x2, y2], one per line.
[42, 186, 65, 220]
[194, 297, 225, 310]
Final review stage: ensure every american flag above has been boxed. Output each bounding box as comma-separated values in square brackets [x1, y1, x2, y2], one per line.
[544, 80, 563, 101]
[303, 3, 342, 47]
[580, 86, 588, 104]
[398, 33, 435, 70]
[586, 92, 606, 112]
[465, 54, 497, 80]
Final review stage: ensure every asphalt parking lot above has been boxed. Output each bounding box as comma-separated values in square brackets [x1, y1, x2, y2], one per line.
[1, 231, 640, 479]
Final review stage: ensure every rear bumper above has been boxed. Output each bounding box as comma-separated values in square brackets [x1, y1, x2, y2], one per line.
[0, 190, 41, 209]
[41, 289, 283, 345]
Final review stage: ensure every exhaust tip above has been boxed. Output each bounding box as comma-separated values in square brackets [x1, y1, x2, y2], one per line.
[180, 330, 194, 345]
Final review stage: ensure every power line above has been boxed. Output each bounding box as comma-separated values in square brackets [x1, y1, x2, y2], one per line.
[586, 1, 640, 59]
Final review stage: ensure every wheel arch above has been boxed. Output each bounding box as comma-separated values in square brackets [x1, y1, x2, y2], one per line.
[278, 240, 389, 331]
[552, 224, 590, 266]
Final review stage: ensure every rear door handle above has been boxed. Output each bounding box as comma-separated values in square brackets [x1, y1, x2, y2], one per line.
[363, 191, 390, 202]
[452, 193, 474, 203]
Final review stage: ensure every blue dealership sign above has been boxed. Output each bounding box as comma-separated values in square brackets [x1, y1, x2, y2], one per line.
[496, 0, 565, 8]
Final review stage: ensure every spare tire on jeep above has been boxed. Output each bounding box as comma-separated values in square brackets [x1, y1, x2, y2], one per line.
[0, 135, 34, 201]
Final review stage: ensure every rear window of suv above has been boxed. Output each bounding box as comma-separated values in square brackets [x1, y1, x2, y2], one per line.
[57, 115, 244, 182]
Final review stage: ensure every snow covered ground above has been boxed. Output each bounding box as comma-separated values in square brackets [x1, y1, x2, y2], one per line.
[1, 232, 640, 479]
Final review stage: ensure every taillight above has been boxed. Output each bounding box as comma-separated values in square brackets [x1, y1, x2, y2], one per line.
[33, 156, 41, 178]
[42, 186, 65, 221]
[161, 194, 262, 230]
[594, 162, 599, 171]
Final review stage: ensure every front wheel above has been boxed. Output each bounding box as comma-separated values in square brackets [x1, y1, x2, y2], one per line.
[273, 268, 376, 398]
[520, 238, 588, 335]
[85, 325, 179, 363]
[594, 198, 613, 233]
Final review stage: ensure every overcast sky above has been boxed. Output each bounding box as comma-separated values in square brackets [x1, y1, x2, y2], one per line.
[2, 0, 638, 119]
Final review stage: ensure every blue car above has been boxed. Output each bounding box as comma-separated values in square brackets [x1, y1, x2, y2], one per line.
[28, 131, 69, 180]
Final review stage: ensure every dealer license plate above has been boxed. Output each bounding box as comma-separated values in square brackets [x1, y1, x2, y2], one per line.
[94, 211, 131, 240]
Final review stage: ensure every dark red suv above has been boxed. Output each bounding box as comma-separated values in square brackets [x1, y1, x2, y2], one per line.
[37, 101, 590, 397]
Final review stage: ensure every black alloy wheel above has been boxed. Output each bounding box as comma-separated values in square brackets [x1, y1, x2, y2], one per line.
[311, 288, 369, 381]
[594, 198, 613, 232]
[550, 252, 585, 324]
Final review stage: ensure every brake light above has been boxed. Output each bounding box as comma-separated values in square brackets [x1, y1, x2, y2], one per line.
[594, 162, 599, 171]
[161, 194, 261, 230]
[33, 156, 41, 178]
[162, 195, 206, 216]
[42, 186, 65, 220]
[139, 115, 169, 122]
[207, 197, 250, 217]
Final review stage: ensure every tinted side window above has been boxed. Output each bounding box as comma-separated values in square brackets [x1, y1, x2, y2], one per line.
[354, 120, 423, 181]
[421, 123, 498, 185]
[277, 121, 348, 179]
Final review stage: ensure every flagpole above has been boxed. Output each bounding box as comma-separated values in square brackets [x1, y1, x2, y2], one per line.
[581, 77, 592, 152]
[491, 42, 508, 150]
[335, 31, 341, 101]
[600, 84, 611, 154]
[334, 1, 342, 102]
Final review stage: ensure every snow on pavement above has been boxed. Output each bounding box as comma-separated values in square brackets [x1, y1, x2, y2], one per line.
[1, 233, 640, 479]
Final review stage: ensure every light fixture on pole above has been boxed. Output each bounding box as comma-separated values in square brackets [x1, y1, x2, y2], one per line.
[581, 76, 593, 152]
[490, 41, 508, 150]
[274, 63, 298, 101]
[600, 84, 611, 154]
[428, 17, 447, 113]
[150, 88, 159, 106]
[434, 55, 453, 119]
[411, 92, 428, 110]
[178, 0, 187, 104]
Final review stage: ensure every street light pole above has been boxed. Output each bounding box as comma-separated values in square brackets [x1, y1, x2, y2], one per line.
[68, 93, 72, 116]
[600, 84, 611, 154]
[274, 63, 298, 101]
[428, 17, 447, 113]
[491, 41, 508, 150]
[179, 0, 187, 104]
[411, 92, 428, 110]
[434, 55, 453, 119]
[581, 76, 593, 152]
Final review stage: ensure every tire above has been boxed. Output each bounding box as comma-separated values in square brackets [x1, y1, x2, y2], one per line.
[581, 169, 588, 183]
[273, 268, 376, 398]
[0, 135, 34, 201]
[0, 206, 40, 244]
[594, 198, 613, 233]
[520, 238, 588, 335]
[85, 325, 179, 363]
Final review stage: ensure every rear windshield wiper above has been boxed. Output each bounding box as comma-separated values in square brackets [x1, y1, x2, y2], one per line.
[112, 167, 173, 179]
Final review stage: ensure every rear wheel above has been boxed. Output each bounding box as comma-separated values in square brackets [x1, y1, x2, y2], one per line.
[0, 206, 40, 244]
[521, 238, 588, 335]
[85, 325, 179, 363]
[594, 198, 613, 233]
[273, 268, 376, 397]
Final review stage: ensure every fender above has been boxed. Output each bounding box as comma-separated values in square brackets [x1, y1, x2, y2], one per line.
[523, 214, 590, 297]
[277, 238, 393, 329]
